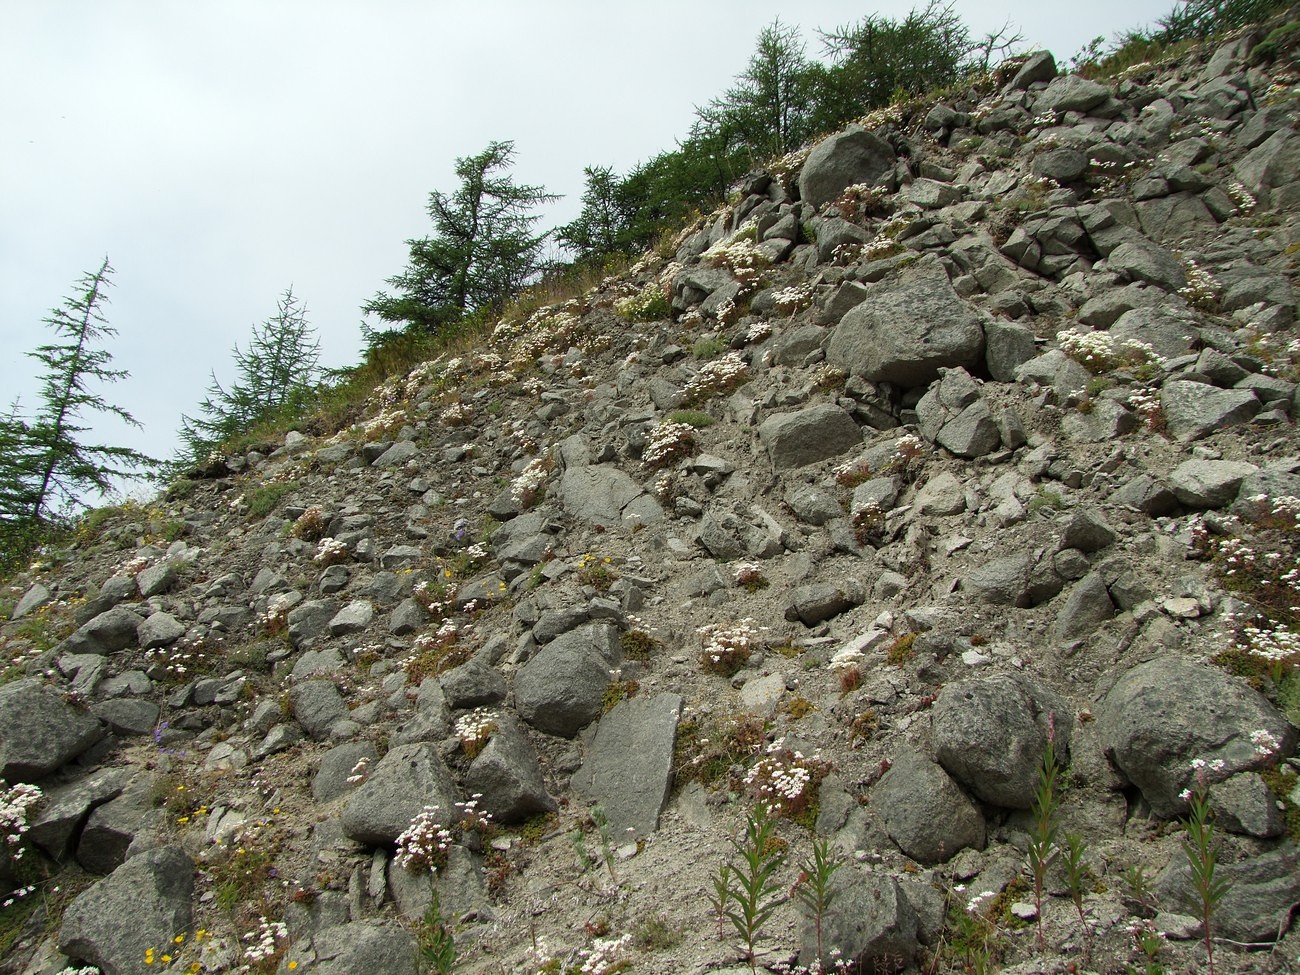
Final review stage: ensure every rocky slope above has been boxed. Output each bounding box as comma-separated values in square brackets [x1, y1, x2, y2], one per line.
[3, 19, 1300, 975]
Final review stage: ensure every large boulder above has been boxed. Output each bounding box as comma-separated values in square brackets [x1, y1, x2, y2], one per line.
[59, 845, 194, 975]
[341, 742, 459, 845]
[798, 126, 896, 209]
[932, 673, 1073, 809]
[872, 748, 985, 864]
[294, 920, 418, 975]
[799, 868, 922, 972]
[515, 622, 621, 737]
[758, 403, 862, 469]
[1096, 657, 1294, 818]
[1160, 382, 1260, 443]
[827, 257, 984, 388]
[559, 465, 663, 529]
[0, 679, 104, 781]
[573, 693, 682, 838]
[464, 713, 557, 823]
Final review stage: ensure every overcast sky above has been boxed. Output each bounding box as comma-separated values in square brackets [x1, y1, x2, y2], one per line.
[2, 0, 1177, 500]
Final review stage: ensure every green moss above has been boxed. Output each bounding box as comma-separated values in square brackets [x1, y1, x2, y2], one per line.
[245, 481, 297, 517]
[667, 409, 715, 428]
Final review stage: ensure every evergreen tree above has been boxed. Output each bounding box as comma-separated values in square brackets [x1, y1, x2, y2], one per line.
[6, 258, 155, 524]
[178, 286, 320, 462]
[364, 141, 559, 333]
[694, 19, 818, 165]
[557, 165, 631, 265]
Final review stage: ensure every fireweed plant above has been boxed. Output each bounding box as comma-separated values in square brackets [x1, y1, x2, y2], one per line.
[1180, 759, 1230, 975]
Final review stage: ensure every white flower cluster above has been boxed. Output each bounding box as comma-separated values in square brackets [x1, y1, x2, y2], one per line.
[745, 753, 812, 808]
[113, 555, 152, 580]
[684, 351, 749, 401]
[456, 793, 494, 833]
[1057, 328, 1165, 374]
[1127, 388, 1163, 428]
[439, 402, 474, 427]
[772, 284, 814, 314]
[698, 618, 764, 672]
[53, 967, 101, 975]
[643, 420, 696, 469]
[1178, 258, 1221, 310]
[745, 319, 772, 344]
[829, 645, 864, 673]
[454, 708, 499, 751]
[578, 933, 632, 975]
[1251, 728, 1281, 758]
[359, 408, 407, 440]
[1241, 624, 1300, 667]
[1224, 178, 1257, 213]
[394, 806, 453, 873]
[614, 282, 669, 321]
[242, 916, 288, 965]
[704, 238, 766, 278]
[261, 592, 297, 630]
[1, 780, 43, 861]
[510, 457, 551, 506]
[312, 536, 349, 565]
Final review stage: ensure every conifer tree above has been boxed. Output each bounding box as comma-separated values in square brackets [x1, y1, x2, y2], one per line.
[178, 286, 320, 462]
[5, 258, 155, 525]
[364, 141, 559, 333]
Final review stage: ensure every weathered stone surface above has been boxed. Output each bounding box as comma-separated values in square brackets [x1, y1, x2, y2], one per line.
[137, 611, 185, 649]
[464, 713, 556, 824]
[291, 680, 350, 741]
[1155, 846, 1300, 943]
[1160, 382, 1260, 443]
[785, 485, 844, 525]
[77, 773, 165, 875]
[312, 741, 379, 804]
[297, 920, 419, 975]
[572, 692, 680, 839]
[59, 845, 194, 975]
[1036, 74, 1110, 113]
[936, 400, 1001, 458]
[963, 551, 1062, 607]
[341, 742, 459, 845]
[135, 563, 177, 599]
[784, 582, 863, 626]
[1009, 50, 1056, 89]
[798, 125, 896, 209]
[1233, 129, 1300, 205]
[74, 606, 144, 653]
[559, 465, 662, 528]
[0, 679, 104, 781]
[1096, 657, 1294, 818]
[1049, 571, 1116, 644]
[328, 599, 373, 635]
[758, 403, 862, 469]
[799, 868, 921, 972]
[439, 656, 507, 709]
[1107, 239, 1187, 292]
[91, 698, 161, 738]
[11, 582, 52, 620]
[933, 673, 1073, 809]
[29, 767, 133, 861]
[1168, 459, 1260, 509]
[984, 320, 1037, 382]
[287, 598, 340, 647]
[873, 748, 985, 864]
[828, 257, 984, 388]
[515, 622, 620, 737]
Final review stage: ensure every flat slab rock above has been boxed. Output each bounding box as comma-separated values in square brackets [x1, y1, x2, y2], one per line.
[0, 678, 105, 781]
[573, 693, 682, 838]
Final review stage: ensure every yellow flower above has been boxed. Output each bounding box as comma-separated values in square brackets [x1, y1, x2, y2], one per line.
[174, 933, 186, 943]
[162, 954, 172, 963]
[289, 963, 299, 971]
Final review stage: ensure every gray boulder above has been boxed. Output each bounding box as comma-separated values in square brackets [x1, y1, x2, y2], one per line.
[1233, 129, 1300, 206]
[328, 599, 373, 636]
[515, 622, 621, 737]
[828, 256, 984, 388]
[29, 767, 133, 862]
[1160, 382, 1260, 443]
[341, 742, 459, 845]
[1049, 571, 1116, 644]
[798, 126, 896, 210]
[1009, 51, 1056, 89]
[0, 678, 104, 781]
[464, 713, 556, 824]
[785, 582, 863, 627]
[291, 679, 350, 741]
[74, 606, 143, 653]
[559, 465, 662, 529]
[799, 868, 921, 972]
[59, 845, 193, 975]
[873, 748, 985, 864]
[439, 656, 507, 709]
[137, 612, 185, 650]
[1036, 74, 1110, 113]
[1169, 459, 1260, 509]
[573, 693, 681, 838]
[297, 920, 418, 975]
[77, 773, 166, 875]
[758, 403, 862, 469]
[1107, 239, 1187, 292]
[287, 598, 340, 648]
[1154, 846, 1300, 943]
[932, 673, 1073, 809]
[1096, 657, 1294, 818]
[312, 741, 379, 804]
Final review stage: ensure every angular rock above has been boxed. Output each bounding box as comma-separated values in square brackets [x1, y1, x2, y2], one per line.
[287, 599, 340, 648]
[932, 673, 1073, 809]
[784, 582, 862, 627]
[341, 742, 459, 845]
[0, 679, 104, 781]
[1096, 657, 1294, 818]
[758, 403, 862, 469]
[312, 741, 379, 804]
[29, 767, 133, 862]
[59, 845, 193, 975]
[296, 920, 418, 975]
[328, 599, 373, 636]
[465, 713, 557, 824]
[1169, 459, 1260, 509]
[291, 680, 350, 741]
[137, 611, 185, 650]
[77, 773, 166, 875]
[1233, 129, 1300, 205]
[798, 125, 896, 210]
[559, 465, 661, 529]
[135, 563, 178, 599]
[1107, 239, 1186, 292]
[1049, 572, 1115, 644]
[828, 256, 984, 388]
[1036, 74, 1110, 113]
[1160, 382, 1260, 443]
[799, 868, 921, 972]
[515, 622, 620, 737]
[574, 693, 681, 838]
[90, 698, 161, 738]
[873, 748, 984, 865]
[935, 400, 1001, 458]
[1154, 846, 1300, 943]
[74, 606, 143, 653]
[439, 656, 507, 709]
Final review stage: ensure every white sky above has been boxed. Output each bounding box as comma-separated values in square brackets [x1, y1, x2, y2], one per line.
[1, 0, 1177, 491]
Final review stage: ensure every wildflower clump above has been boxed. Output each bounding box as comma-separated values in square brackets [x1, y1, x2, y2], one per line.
[510, 454, 553, 508]
[642, 420, 697, 469]
[242, 917, 289, 968]
[290, 505, 328, 541]
[312, 537, 349, 567]
[454, 708, 499, 759]
[683, 351, 750, 403]
[395, 806, 454, 873]
[772, 284, 814, 315]
[1178, 257, 1221, 311]
[1058, 327, 1166, 376]
[1, 780, 43, 862]
[699, 619, 765, 676]
[615, 282, 671, 322]
[743, 738, 832, 823]
[734, 563, 768, 592]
